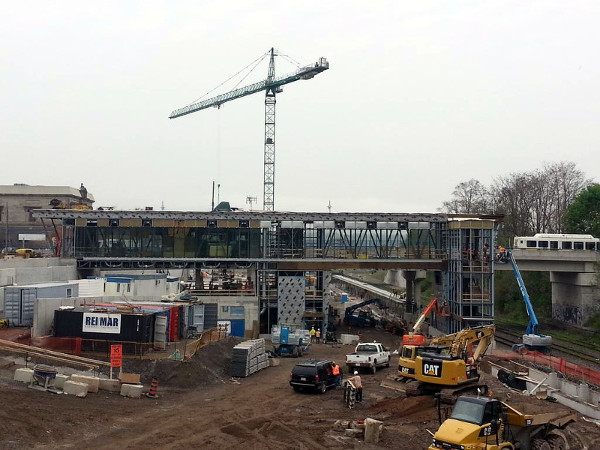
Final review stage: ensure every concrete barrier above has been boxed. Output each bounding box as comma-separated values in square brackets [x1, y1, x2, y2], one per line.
[14, 368, 34, 383]
[54, 374, 70, 389]
[70, 374, 99, 393]
[99, 378, 121, 392]
[364, 418, 383, 443]
[120, 384, 144, 398]
[63, 380, 88, 398]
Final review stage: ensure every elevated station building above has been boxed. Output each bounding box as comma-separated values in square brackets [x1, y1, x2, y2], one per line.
[32, 209, 502, 335]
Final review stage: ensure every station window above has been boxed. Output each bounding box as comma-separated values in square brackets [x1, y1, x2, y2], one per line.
[221, 306, 229, 313]
[230, 306, 245, 316]
[550, 241, 559, 249]
[526, 240, 537, 248]
[538, 241, 548, 248]
[562, 241, 572, 250]
[574, 241, 584, 250]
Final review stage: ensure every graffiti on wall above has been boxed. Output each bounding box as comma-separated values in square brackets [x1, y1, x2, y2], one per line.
[553, 304, 584, 326]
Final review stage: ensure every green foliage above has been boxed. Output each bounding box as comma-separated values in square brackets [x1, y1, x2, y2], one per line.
[494, 271, 552, 321]
[565, 183, 600, 236]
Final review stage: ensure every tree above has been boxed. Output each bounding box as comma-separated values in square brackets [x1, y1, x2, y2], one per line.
[440, 179, 491, 214]
[565, 184, 600, 237]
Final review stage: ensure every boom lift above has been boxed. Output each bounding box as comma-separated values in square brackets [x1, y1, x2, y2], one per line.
[506, 251, 552, 352]
[407, 325, 496, 403]
[398, 298, 451, 379]
[169, 48, 329, 211]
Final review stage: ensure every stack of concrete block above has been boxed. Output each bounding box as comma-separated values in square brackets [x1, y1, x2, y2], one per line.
[54, 374, 70, 389]
[230, 339, 268, 377]
[63, 380, 88, 398]
[120, 383, 143, 398]
[14, 368, 34, 384]
[70, 374, 100, 393]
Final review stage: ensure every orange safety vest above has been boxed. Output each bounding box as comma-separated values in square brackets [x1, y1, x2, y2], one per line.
[332, 365, 340, 376]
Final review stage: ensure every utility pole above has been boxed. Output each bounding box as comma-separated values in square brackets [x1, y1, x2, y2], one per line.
[246, 196, 257, 211]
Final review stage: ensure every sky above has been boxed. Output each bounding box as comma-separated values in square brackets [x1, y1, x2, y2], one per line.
[1, 1, 599, 213]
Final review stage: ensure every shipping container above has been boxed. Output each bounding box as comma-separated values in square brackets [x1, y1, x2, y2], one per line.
[53, 309, 156, 342]
[4, 282, 79, 326]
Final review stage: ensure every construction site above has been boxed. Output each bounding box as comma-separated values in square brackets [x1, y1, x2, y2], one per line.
[1, 288, 600, 450]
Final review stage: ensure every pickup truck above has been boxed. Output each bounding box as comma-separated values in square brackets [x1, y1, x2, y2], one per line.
[345, 342, 391, 374]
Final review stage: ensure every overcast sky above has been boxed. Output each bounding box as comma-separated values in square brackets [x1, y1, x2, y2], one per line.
[1, 1, 598, 213]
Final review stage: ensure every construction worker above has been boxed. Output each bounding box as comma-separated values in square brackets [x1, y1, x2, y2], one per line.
[332, 361, 341, 387]
[347, 371, 363, 402]
[315, 328, 321, 343]
[309, 326, 316, 343]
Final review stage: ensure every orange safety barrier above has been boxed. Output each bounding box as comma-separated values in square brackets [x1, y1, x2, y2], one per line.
[493, 349, 600, 386]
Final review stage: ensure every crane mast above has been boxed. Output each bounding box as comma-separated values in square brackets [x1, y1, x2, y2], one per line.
[169, 48, 329, 211]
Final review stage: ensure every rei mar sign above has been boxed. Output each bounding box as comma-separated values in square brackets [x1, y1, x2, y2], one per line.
[82, 313, 122, 334]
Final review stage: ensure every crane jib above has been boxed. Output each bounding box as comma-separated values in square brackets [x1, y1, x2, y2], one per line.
[169, 58, 329, 119]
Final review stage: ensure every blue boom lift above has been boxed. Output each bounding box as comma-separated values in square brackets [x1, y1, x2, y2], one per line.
[507, 251, 553, 352]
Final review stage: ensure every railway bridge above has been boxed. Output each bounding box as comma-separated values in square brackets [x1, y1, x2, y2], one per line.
[497, 249, 600, 327]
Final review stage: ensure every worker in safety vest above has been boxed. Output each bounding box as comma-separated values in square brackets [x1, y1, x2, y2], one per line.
[309, 326, 316, 343]
[315, 328, 322, 343]
[332, 361, 341, 387]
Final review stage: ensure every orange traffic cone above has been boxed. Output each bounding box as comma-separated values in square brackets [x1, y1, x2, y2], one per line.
[146, 378, 159, 398]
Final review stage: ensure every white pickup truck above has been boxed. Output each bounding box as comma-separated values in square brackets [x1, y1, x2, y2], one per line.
[345, 342, 391, 374]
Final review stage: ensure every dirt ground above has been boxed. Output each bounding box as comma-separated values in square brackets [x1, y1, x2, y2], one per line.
[1, 326, 600, 449]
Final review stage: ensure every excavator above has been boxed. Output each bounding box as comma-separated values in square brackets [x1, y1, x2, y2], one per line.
[398, 298, 451, 380]
[343, 298, 382, 327]
[406, 324, 496, 403]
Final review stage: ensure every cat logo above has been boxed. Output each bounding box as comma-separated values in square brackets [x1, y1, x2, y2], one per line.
[422, 362, 443, 377]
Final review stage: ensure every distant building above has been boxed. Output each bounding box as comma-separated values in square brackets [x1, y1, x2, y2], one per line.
[0, 184, 94, 250]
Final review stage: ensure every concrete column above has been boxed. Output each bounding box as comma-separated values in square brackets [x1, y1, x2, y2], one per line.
[550, 271, 600, 326]
[384, 270, 406, 288]
[402, 270, 426, 312]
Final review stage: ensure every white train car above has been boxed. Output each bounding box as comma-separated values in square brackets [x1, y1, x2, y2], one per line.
[513, 233, 599, 251]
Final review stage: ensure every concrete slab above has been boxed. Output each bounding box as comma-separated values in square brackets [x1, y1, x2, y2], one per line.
[99, 378, 121, 393]
[54, 374, 70, 389]
[14, 368, 34, 383]
[120, 384, 144, 399]
[63, 380, 88, 398]
[70, 374, 99, 393]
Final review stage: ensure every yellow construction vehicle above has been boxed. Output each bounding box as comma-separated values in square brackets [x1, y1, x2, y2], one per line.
[429, 394, 576, 449]
[397, 298, 451, 380]
[406, 325, 496, 403]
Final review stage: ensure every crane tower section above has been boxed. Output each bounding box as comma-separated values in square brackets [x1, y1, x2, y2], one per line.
[169, 48, 329, 211]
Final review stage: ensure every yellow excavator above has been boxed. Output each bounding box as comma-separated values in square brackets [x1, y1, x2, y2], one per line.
[406, 325, 496, 403]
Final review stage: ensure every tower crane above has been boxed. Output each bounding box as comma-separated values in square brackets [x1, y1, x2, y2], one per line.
[169, 48, 329, 211]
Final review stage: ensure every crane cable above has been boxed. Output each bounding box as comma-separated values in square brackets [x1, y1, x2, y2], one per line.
[189, 50, 271, 105]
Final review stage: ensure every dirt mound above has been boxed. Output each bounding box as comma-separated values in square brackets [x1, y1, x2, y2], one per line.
[124, 337, 244, 388]
[367, 395, 435, 421]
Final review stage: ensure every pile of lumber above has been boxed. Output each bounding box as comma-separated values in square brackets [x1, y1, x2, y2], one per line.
[229, 339, 269, 378]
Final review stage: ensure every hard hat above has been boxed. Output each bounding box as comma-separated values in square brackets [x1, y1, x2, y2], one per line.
[354, 371, 358, 375]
